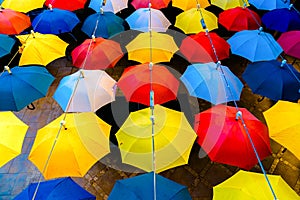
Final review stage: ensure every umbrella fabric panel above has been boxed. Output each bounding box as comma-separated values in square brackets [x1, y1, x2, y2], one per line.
[0, 9, 31, 35]
[211, 0, 249, 10]
[0, 34, 15, 57]
[1, 0, 45, 13]
[277, 30, 300, 59]
[45, 0, 87, 11]
[172, 0, 210, 11]
[131, 0, 171, 9]
[89, 0, 128, 13]
[248, 0, 290, 10]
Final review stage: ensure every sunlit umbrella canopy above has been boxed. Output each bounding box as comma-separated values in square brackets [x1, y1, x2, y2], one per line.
[45, 0, 87, 11]
[28, 112, 111, 180]
[277, 30, 300, 59]
[0, 34, 15, 58]
[172, 0, 210, 11]
[16, 31, 68, 66]
[213, 170, 300, 200]
[263, 101, 300, 161]
[126, 31, 178, 63]
[116, 105, 197, 173]
[0, 111, 28, 168]
[248, 0, 290, 10]
[1, 0, 45, 13]
[211, 0, 249, 10]
[89, 0, 128, 13]
[131, 0, 171, 9]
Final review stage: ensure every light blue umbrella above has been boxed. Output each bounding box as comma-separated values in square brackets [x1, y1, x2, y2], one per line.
[227, 27, 283, 62]
[248, 0, 290, 10]
[0, 34, 15, 58]
[89, 0, 128, 13]
[180, 62, 243, 105]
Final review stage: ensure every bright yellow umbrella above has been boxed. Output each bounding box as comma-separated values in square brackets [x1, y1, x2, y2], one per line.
[28, 112, 111, 180]
[211, 0, 249, 10]
[16, 31, 68, 66]
[116, 105, 197, 173]
[1, 0, 46, 13]
[263, 100, 300, 160]
[125, 31, 178, 63]
[175, 8, 218, 34]
[172, 0, 210, 11]
[213, 170, 300, 200]
[0, 111, 28, 168]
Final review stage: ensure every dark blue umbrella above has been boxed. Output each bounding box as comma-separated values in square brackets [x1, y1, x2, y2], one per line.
[108, 172, 192, 200]
[14, 177, 95, 200]
[32, 8, 80, 34]
[81, 11, 125, 38]
[242, 60, 300, 102]
[0, 34, 15, 58]
[262, 8, 300, 33]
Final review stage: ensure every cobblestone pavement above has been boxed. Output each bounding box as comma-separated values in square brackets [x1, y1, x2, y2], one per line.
[0, 55, 300, 200]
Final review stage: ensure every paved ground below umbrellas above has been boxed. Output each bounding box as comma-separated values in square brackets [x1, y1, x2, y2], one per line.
[1, 55, 300, 200]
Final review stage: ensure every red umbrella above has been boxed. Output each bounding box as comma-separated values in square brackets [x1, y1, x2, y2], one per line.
[0, 8, 31, 35]
[131, 0, 171, 9]
[180, 32, 230, 63]
[117, 63, 179, 106]
[219, 7, 261, 32]
[277, 30, 300, 60]
[71, 37, 123, 70]
[194, 105, 271, 170]
[45, 0, 87, 11]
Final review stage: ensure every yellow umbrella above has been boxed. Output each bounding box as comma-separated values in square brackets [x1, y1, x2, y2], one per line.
[263, 100, 300, 160]
[0, 111, 28, 168]
[125, 31, 178, 63]
[16, 31, 68, 66]
[172, 0, 210, 11]
[175, 8, 218, 34]
[213, 170, 300, 200]
[28, 112, 111, 180]
[211, 0, 249, 10]
[1, 0, 45, 13]
[116, 105, 197, 173]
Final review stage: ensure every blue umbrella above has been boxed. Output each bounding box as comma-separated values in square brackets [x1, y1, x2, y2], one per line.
[262, 8, 300, 33]
[242, 60, 300, 102]
[89, 0, 128, 13]
[0, 34, 15, 58]
[32, 8, 80, 34]
[14, 177, 95, 200]
[180, 62, 243, 105]
[0, 66, 55, 111]
[227, 28, 283, 62]
[81, 11, 125, 38]
[248, 0, 290, 10]
[108, 172, 192, 200]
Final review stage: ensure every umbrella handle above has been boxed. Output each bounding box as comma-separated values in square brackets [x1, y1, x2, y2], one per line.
[27, 103, 35, 110]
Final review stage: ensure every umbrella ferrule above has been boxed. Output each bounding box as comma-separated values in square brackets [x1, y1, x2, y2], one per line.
[150, 90, 154, 107]
[148, 2, 152, 9]
[92, 35, 96, 42]
[100, 7, 104, 14]
[30, 30, 35, 38]
[243, 2, 247, 8]
[289, 4, 293, 10]
[236, 111, 242, 120]
[216, 61, 221, 69]
[258, 27, 263, 34]
[200, 19, 206, 29]
[80, 70, 84, 78]
[4, 66, 11, 74]
[149, 62, 153, 70]
[60, 120, 67, 130]
[197, 4, 200, 10]
[48, 4, 53, 10]
[280, 59, 287, 67]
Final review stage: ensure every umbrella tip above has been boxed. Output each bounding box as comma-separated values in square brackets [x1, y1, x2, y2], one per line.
[92, 35, 96, 42]
[4, 66, 12, 74]
[30, 30, 35, 38]
[197, 3, 200, 10]
[148, 2, 152, 9]
[258, 27, 263, 33]
[236, 110, 242, 120]
[280, 59, 287, 67]
[60, 120, 67, 130]
[289, 4, 293, 10]
[216, 61, 221, 69]
[48, 4, 53, 10]
[100, 7, 104, 14]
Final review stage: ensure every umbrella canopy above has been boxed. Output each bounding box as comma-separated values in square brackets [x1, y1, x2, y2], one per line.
[131, 0, 171, 10]
[116, 105, 197, 173]
[125, 31, 178, 63]
[277, 30, 300, 59]
[0, 8, 31, 35]
[172, 0, 210, 11]
[1, 0, 45, 13]
[219, 7, 261, 31]
[0, 66, 55, 111]
[248, 0, 290, 10]
[53, 69, 116, 112]
[71, 37, 123, 70]
[108, 172, 192, 200]
[242, 60, 300, 102]
[16, 31, 68, 66]
[213, 170, 300, 200]
[262, 8, 300, 33]
[28, 112, 111, 180]
[0, 111, 28, 168]
[227, 28, 283, 62]
[32, 8, 80, 34]
[180, 32, 230, 63]
[117, 64, 179, 106]
[211, 0, 249, 10]
[45, 0, 87, 11]
[0, 34, 15, 58]
[180, 62, 243, 105]
[263, 100, 300, 160]
[14, 177, 96, 200]
[195, 105, 272, 170]
[125, 8, 171, 32]
[81, 11, 125, 38]
[175, 8, 218, 34]
[89, 0, 128, 13]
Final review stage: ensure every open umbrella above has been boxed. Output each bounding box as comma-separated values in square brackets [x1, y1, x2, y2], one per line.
[89, 0, 128, 13]
[1, 0, 45, 13]
[175, 8, 218, 34]
[0, 34, 15, 58]
[14, 177, 96, 200]
[242, 60, 300, 102]
[16, 31, 68, 66]
[116, 105, 197, 173]
[0, 111, 28, 168]
[180, 62, 243, 105]
[45, 0, 87, 11]
[277, 30, 300, 59]
[125, 31, 178, 63]
[28, 112, 111, 180]
[0, 8, 31, 35]
[0, 66, 55, 111]
[131, 0, 171, 10]
[263, 100, 300, 161]
[227, 28, 283, 62]
[172, 0, 210, 11]
[248, 0, 290, 10]
[71, 37, 123, 70]
[125, 8, 171, 32]
[180, 32, 230, 63]
[108, 172, 192, 200]
[213, 170, 300, 200]
[117, 64, 179, 106]
[211, 0, 249, 10]
[53, 69, 116, 112]
[195, 105, 272, 170]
